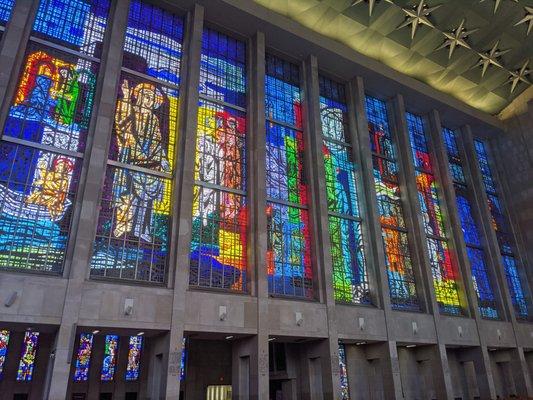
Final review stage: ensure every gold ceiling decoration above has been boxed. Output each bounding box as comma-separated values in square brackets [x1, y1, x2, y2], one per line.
[515, 6, 533, 35]
[252, 0, 533, 114]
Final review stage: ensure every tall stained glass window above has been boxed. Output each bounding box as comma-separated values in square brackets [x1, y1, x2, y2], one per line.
[338, 343, 350, 400]
[73, 333, 93, 382]
[0, 0, 110, 274]
[189, 28, 247, 291]
[320, 77, 368, 304]
[406, 113, 462, 315]
[366, 97, 419, 310]
[265, 54, 312, 298]
[16, 330, 39, 381]
[125, 335, 143, 381]
[91, 1, 184, 283]
[443, 128, 498, 319]
[0, 330, 10, 379]
[101, 334, 118, 381]
[180, 337, 187, 381]
[474, 139, 529, 319]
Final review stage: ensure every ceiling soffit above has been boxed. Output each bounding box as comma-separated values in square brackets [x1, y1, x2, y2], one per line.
[252, 0, 533, 115]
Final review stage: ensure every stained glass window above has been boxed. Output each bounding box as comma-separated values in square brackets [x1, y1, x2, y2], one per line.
[338, 343, 350, 400]
[73, 333, 93, 382]
[180, 337, 187, 381]
[443, 128, 498, 319]
[406, 113, 462, 315]
[33, 0, 110, 56]
[366, 96, 419, 310]
[266, 54, 312, 298]
[16, 330, 39, 382]
[0, 330, 10, 379]
[474, 139, 529, 319]
[125, 335, 143, 381]
[190, 28, 247, 291]
[101, 334, 118, 381]
[91, 1, 183, 284]
[0, 0, 14, 27]
[320, 76, 368, 304]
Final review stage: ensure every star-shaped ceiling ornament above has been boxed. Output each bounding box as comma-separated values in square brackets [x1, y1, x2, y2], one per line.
[507, 60, 531, 93]
[397, 0, 442, 39]
[515, 6, 533, 36]
[436, 19, 478, 59]
[480, 0, 519, 14]
[475, 41, 511, 78]
[350, 0, 394, 16]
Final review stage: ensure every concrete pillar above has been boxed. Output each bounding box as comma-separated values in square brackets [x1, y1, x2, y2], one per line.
[0, 0, 37, 130]
[165, 4, 204, 399]
[46, 1, 131, 398]
[301, 55, 339, 400]
[248, 31, 269, 400]
[389, 95, 453, 399]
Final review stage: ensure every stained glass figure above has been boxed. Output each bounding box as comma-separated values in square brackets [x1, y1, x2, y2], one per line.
[91, 1, 183, 284]
[101, 335, 118, 381]
[73, 333, 93, 382]
[320, 76, 368, 304]
[0, 0, 14, 26]
[474, 139, 529, 318]
[266, 54, 312, 298]
[406, 113, 462, 315]
[33, 0, 110, 56]
[125, 335, 143, 381]
[190, 28, 248, 291]
[366, 96, 419, 310]
[443, 128, 498, 319]
[338, 343, 350, 400]
[16, 330, 39, 382]
[0, 330, 10, 379]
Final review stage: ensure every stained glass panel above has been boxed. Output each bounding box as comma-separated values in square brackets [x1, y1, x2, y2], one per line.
[406, 112, 434, 172]
[0, 0, 14, 26]
[73, 333, 93, 382]
[180, 337, 187, 381]
[474, 140, 497, 194]
[124, 0, 184, 85]
[0, 330, 9, 379]
[338, 343, 350, 400]
[125, 335, 142, 381]
[101, 335, 118, 381]
[266, 123, 307, 204]
[382, 228, 418, 309]
[366, 96, 395, 160]
[3, 44, 99, 153]
[373, 156, 405, 229]
[91, 166, 169, 283]
[16, 331, 39, 382]
[267, 202, 312, 298]
[195, 102, 246, 190]
[200, 28, 246, 107]
[319, 93, 349, 143]
[466, 247, 498, 319]
[502, 255, 528, 318]
[329, 216, 368, 304]
[33, 0, 110, 57]
[0, 143, 81, 272]
[190, 186, 247, 291]
[415, 171, 446, 237]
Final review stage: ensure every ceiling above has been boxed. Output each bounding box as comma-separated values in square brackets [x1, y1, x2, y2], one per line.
[251, 0, 533, 115]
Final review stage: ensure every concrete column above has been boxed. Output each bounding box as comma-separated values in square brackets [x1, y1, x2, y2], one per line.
[389, 95, 453, 399]
[387, 95, 432, 314]
[426, 110, 472, 316]
[0, 0, 37, 131]
[301, 55, 339, 400]
[46, 2, 130, 398]
[248, 31, 269, 400]
[348, 77, 403, 399]
[165, 4, 204, 399]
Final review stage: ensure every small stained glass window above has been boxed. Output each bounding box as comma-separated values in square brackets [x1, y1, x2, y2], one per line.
[16, 330, 39, 382]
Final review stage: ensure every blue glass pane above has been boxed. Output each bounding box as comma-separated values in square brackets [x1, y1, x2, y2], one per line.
[466, 247, 498, 319]
[365, 96, 396, 159]
[502, 255, 528, 319]
[455, 192, 482, 246]
[33, 0, 110, 56]
[124, 0, 184, 85]
[0, 0, 14, 25]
